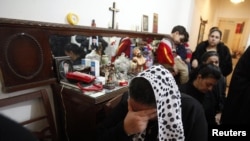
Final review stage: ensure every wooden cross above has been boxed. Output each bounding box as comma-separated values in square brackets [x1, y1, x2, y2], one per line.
[109, 2, 119, 29]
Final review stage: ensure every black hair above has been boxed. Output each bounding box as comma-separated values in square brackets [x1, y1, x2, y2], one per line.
[129, 77, 156, 107]
[209, 26, 219, 32]
[201, 51, 219, 62]
[181, 31, 189, 43]
[171, 25, 187, 36]
[64, 43, 85, 58]
[189, 63, 221, 82]
[209, 28, 222, 38]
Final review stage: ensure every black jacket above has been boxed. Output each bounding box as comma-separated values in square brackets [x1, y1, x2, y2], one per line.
[221, 47, 250, 125]
[191, 41, 233, 77]
[179, 82, 219, 126]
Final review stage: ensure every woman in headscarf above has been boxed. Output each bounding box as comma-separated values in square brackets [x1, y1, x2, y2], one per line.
[96, 65, 207, 141]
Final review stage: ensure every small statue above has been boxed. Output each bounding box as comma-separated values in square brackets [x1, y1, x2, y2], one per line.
[131, 47, 146, 74]
[103, 63, 116, 89]
[91, 19, 96, 27]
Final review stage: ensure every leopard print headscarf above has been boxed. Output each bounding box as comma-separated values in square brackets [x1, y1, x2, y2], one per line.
[131, 65, 184, 141]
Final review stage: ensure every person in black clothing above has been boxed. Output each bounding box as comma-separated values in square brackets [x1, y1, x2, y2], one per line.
[0, 114, 38, 141]
[97, 65, 207, 141]
[191, 27, 233, 77]
[221, 46, 250, 125]
[179, 64, 222, 127]
[64, 43, 85, 65]
[200, 51, 227, 125]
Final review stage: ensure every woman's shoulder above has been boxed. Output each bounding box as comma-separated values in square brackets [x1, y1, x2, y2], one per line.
[181, 93, 204, 113]
[196, 41, 208, 48]
[217, 42, 230, 51]
[181, 93, 200, 105]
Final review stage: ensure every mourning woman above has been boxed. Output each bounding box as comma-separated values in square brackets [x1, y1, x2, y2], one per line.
[179, 63, 222, 126]
[200, 51, 227, 125]
[96, 65, 208, 141]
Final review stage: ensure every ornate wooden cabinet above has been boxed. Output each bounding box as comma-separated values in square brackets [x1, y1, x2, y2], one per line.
[51, 84, 128, 141]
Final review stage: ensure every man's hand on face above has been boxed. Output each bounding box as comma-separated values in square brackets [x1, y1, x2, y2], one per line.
[123, 99, 157, 135]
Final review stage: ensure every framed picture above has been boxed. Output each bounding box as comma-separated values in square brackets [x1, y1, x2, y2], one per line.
[54, 56, 74, 82]
[153, 13, 158, 33]
[197, 17, 208, 44]
[142, 15, 149, 32]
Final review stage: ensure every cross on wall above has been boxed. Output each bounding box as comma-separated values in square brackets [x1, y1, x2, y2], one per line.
[109, 2, 119, 29]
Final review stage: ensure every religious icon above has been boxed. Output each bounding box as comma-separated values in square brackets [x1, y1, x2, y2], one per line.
[142, 15, 149, 32]
[63, 62, 69, 75]
[109, 2, 119, 29]
[59, 60, 73, 80]
[54, 56, 74, 82]
[153, 13, 158, 33]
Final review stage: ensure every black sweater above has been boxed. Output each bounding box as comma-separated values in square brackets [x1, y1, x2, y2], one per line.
[221, 47, 250, 125]
[96, 92, 208, 141]
[179, 82, 219, 126]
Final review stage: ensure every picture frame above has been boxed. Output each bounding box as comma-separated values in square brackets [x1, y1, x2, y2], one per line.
[54, 56, 74, 82]
[142, 15, 149, 32]
[197, 17, 208, 44]
[153, 13, 158, 33]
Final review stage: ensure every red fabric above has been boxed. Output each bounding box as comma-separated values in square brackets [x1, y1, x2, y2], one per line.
[111, 37, 131, 62]
[184, 43, 192, 59]
[156, 41, 174, 66]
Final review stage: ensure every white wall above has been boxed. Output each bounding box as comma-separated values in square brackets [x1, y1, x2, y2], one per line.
[0, 0, 193, 33]
[189, 0, 250, 50]
[0, 84, 55, 131]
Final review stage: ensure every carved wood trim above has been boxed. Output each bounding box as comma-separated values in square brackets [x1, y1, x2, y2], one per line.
[4, 32, 44, 79]
[0, 89, 58, 141]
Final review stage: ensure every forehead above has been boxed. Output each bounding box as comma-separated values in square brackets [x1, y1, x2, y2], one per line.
[206, 56, 219, 61]
[198, 76, 217, 86]
[129, 98, 155, 111]
[210, 31, 221, 37]
[203, 77, 218, 85]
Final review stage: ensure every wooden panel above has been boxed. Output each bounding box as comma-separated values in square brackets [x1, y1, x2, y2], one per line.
[0, 22, 56, 93]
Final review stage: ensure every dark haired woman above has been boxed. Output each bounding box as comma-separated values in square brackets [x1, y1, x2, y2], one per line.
[191, 28, 232, 78]
[64, 43, 85, 65]
[179, 63, 222, 126]
[201, 51, 227, 125]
